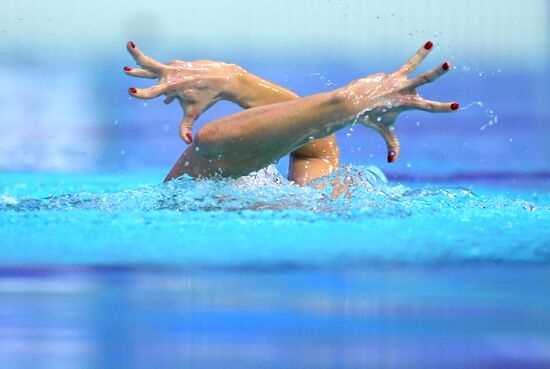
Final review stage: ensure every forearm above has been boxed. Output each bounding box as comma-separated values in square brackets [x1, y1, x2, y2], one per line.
[194, 89, 351, 176]
[165, 87, 351, 182]
[225, 66, 299, 108]
[225, 66, 340, 183]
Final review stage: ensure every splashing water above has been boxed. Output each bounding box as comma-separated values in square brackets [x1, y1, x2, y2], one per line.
[1, 165, 548, 267]
[1, 164, 546, 220]
[310, 71, 334, 88]
[460, 101, 499, 130]
[1, 164, 536, 215]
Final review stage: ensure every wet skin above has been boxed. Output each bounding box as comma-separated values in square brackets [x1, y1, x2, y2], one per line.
[124, 41, 458, 184]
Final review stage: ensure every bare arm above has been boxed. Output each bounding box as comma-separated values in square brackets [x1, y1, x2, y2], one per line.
[226, 71, 341, 185]
[124, 41, 338, 185]
[125, 41, 459, 182]
[162, 41, 458, 181]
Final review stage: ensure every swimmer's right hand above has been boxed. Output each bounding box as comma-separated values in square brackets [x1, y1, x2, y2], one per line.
[124, 41, 245, 144]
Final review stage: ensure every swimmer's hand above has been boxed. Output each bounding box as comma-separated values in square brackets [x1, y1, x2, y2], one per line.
[124, 41, 244, 144]
[343, 41, 459, 163]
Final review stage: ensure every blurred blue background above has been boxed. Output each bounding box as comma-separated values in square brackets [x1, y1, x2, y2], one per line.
[0, 0, 549, 183]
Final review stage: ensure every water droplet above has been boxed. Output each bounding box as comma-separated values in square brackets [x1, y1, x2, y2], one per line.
[120, 150, 125, 155]
[416, 121, 421, 127]
[113, 120, 119, 126]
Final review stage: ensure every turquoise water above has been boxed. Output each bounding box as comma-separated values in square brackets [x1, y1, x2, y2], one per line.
[1, 166, 548, 265]
[1, 166, 549, 368]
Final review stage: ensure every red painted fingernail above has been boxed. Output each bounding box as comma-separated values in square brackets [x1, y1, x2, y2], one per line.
[387, 151, 396, 163]
[442, 62, 449, 70]
[424, 41, 433, 50]
[129, 41, 136, 49]
[185, 133, 193, 143]
[451, 103, 459, 110]
[128, 87, 137, 94]
[124, 66, 132, 72]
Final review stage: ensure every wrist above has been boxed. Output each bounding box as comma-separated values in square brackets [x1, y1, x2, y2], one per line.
[332, 86, 364, 119]
[225, 65, 298, 108]
[217, 63, 250, 104]
[339, 83, 385, 122]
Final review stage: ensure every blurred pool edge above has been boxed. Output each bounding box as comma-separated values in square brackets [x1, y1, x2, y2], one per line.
[1, 260, 550, 276]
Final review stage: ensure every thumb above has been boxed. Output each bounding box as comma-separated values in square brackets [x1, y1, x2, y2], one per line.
[179, 114, 197, 144]
[380, 125, 400, 163]
[362, 116, 400, 163]
[178, 100, 202, 144]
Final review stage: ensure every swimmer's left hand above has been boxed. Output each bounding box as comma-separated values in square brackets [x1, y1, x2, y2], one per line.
[124, 41, 244, 144]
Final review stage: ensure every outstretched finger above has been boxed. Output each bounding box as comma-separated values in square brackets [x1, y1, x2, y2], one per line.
[406, 61, 451, 89]
[126, 41, 166, 74]
[409, 98, 460, 113]
[128, 84, 168, 99]
[397, 41, 434, 76]
[123, 66, 157, 79]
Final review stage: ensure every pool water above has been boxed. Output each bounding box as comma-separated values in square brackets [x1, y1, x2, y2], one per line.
[1, 166, 549, 368]
[1, 166, 548, 265]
